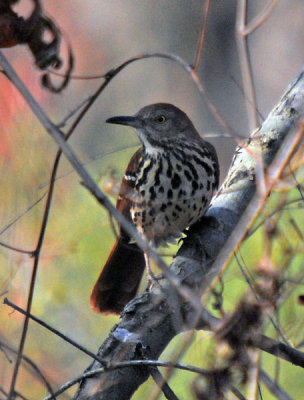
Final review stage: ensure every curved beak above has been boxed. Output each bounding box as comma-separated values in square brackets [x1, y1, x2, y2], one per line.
[106, 115, 141, 128]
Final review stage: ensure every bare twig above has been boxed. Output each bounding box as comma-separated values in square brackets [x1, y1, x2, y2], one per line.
[43, 360, 210, 400]
[0, 241, 35, 256]
[260, 370, 293, 400]
[4, 298, 107, 367]
[0, 386, 30, 400]
[193, 0, 211, 71]
[149, 330, 196, 400]
[148, 368, 179, 400]
[56, 94, 93, 128]
[256, 335, 304, 368]
[243, 0, 280, 35]
[0, 339, 55, 397]
[231, 387, 247, 400]
[236, 0, 259, 132]
[0, 193, 47, 236]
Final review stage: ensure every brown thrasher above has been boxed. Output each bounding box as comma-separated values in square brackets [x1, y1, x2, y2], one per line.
[90, 103, 219, 314]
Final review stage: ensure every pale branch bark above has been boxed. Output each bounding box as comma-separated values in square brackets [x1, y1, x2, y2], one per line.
[73, 69, 304, 400]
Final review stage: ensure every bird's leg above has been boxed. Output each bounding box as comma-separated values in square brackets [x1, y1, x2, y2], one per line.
[144, 251, 161, 288]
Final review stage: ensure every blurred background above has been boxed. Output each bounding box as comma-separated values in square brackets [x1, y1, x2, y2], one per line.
[1, 0, 304, 398]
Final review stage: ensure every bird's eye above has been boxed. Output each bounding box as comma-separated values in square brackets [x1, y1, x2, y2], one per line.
[154, 115, 166, 124]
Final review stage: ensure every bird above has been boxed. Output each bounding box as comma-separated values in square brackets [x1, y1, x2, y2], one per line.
[90, 103, 220, 314]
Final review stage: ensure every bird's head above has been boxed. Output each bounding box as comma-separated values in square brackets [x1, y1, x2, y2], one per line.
[106, 103, 201, 150]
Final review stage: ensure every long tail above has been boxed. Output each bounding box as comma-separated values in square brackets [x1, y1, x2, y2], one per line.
[90, 237, 145, 314]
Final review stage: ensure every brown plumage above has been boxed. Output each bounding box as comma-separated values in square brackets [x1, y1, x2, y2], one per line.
[90, 150, 145, 314]
[90, 103, 219, 314]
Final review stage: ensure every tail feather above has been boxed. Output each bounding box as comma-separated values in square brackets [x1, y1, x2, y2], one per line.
[90, 237, 145, 314]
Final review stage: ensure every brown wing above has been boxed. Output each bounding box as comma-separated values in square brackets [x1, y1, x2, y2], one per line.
[116, 147, 143, 235]
[90, 147, 145, 314]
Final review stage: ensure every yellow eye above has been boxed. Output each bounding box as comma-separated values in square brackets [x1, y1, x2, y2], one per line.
[155, 115, 166, 124]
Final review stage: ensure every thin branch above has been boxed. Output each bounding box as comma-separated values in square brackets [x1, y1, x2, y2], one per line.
[231, 387, 247, 400]
[256, 335, 304, 368]
[235, 251, 289, 345]
[236, 0, 259, 131]
[248, 198, 304, 237]
[149, 368, 179, 400]
[0, 192, 47, 236]
[0, 241, 35, 255]
[56, 94, 93, 128]
[43, 360, 210, 400]
[195, 310, 304, 369]
[193, 0, 211, 71]
[0, 339, 55, 397]
[38, 143, 139, 190]
[7, 192, 51, 397]
[260, 370, 293, 400]
[0, 385, 30, 400]
[4, 298, 107, 366]
[149, 330, 196, 400]
[243, 0, 280, 35]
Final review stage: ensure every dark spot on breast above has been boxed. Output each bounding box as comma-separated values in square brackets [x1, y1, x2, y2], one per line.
[172, 173, 181, 189]
[149, 207, 156, 216]
[149, 186, 156, 201]
[140, 190, 145, 197]
[160, 204, 167, 212]
[202, 196, 208, 206]
[175, 205, 182, 212]
[192, 181, 198, 190]
[159, 186, 164, 193]
[185, 170, 192, 181]
[167, 189, 173, 199]
[207, 181, 210, 191]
